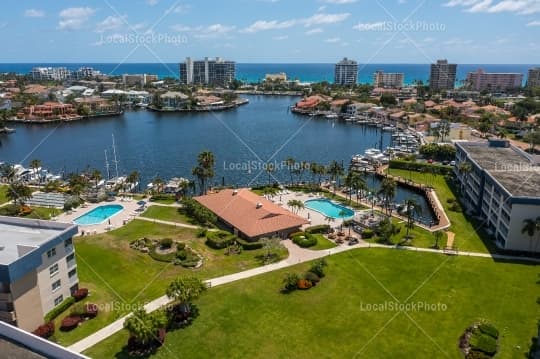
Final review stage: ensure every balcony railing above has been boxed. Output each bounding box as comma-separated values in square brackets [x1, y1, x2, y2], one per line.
[0, 310, 16, 322]
[0, 292, 13, 302]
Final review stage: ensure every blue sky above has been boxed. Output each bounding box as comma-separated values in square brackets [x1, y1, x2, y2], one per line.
[1, 0, 539, 63]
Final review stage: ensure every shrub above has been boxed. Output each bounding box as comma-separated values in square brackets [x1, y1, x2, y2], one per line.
[149, 247, 177, 263]
[70, 303, 87, 316]
[309, 259, 328, 278]
[446, 198, 455, 204]
[181, 198, 217, 225]
[196, 228, 207, 238]
[72, 288, 89, 302]
[478, 323, 499, 339]
[176, 243, 186, 251]
[32, 322, 55, 339]
[205, 231, 235, 249]
[150, 194, 176, 202]
[44, 297, 75, 322]
[85, 303, 99, 318]
[292, 234, 317, 248]
[449, 202, 462, 212]
[160, 238, 173, 249]
[361, 229, 374, 239]
[60, 316, 82, 331]
[235, 237, 263, 250]
[305, 225, 331, 234]
[297, 279, 312, 290]
[304, 271, 320, 284]
[288, 231, 305, 239]
[469, 333, 497, 355]
[282, 273, 300, 292]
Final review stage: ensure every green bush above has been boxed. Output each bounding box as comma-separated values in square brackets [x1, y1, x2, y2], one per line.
[304, 271, 320, 284]
[309, 259, 328, 278]
[478, 323, 499, 339]
[181, 198, 217, 226]
[469, 332, 498, 355]
[235, 237, 263, 250]
[176, 242, 186, 251]
[205, 231, 236, 249]
[282, 272, 300, 292]
[150, 194, 176, 202]
[288, 231, 305, 239]
[361, 229, 374, 239]
[292, 233, 317, 248]
[305, 225, 331, 234]
[446, 198, 455, 204]
[70, 303, 86, 316]
[148, 247, 177, 263]
[44, 297, 75, 322]
[196, 228, 207, 238]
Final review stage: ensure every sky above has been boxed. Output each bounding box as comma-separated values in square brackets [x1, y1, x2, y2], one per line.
[1, 0, 539, 63]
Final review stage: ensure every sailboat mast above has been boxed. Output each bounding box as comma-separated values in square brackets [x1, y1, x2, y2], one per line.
[112, 134, 119, 179]
[104, 150, 110, 180]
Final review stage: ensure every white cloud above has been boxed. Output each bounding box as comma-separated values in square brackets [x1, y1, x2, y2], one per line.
[325, 37, 341, 42]
[58, 7, 95, 30]
[95, 16, 126, 33]
[173, 24, 236, 38]
[444, 38, 474, 45]
[443, 0, 540, 15]
[24, 9, 45, 18]
[306, 27, 324, 35]
[146, 0, 159, 6]
[273, 35, 289, 40]
[303, 13, 350, 26]
[242, 19, 297, 33]
[527, 20, 540, 25]
[321, 0, 358, 3]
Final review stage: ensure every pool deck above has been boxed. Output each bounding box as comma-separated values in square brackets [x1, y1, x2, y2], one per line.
[54, 198, 144, 235]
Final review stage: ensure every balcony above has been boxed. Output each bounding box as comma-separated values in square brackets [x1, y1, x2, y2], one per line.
[64, 244, 74, 254]
[0, 310, 16, 322]
[0, 292, 13, 302]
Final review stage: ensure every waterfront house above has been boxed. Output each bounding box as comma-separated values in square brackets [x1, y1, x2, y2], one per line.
[74, 97, 117, 115]
[195, 189, 309, 241]
[160, 91, 189, 110]
[16, 102, 76, 121]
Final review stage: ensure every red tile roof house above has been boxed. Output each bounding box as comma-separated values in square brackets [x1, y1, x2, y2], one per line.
[195, 189, 309, 241]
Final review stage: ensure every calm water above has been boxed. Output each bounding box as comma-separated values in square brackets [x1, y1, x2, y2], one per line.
[0, 63, 536, 85]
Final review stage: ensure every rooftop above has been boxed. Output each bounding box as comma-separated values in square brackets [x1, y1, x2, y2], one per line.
[458, 141, 540, 198]
[0, 217, 76, 265]
[195, 189, 309, 238]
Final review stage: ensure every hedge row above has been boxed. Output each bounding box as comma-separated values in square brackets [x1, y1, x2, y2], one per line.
[305, 225, 331, 234]
[235, 237, 264, 250]
[389, 160, 453, 175]
[205, 231, 236, 249]
[44, 297, 75, 322]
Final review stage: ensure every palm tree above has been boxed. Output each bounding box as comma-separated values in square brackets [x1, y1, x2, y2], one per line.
[166, 276, 206, 312]
[344, 171, 367, 204]
[29, 159, 41, 182]
[123, 308, 168, 348]
[127, 171, 140, 192]
[90, 169, 102, 188]
[438, 120, 451, 142]
[265, 163, 275, 186]
[6, 183, 33, 205]
[522, 217, 540, 253]
[285, 157, 295, 185]
[152, 176, 164, 194]
[287, 199, 304, 214]
[192, 151, 215, 195]
[378, 177, 397, 216]
[433, 230, 443, 249]
[327, 160, 344, 194]
[403, 198, 422, 239]
[309, 162, 319, 185]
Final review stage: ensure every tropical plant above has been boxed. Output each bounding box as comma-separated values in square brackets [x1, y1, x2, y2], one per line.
[29, 159, 41, 181]
[6, 183, 32, 205]
[90, 169, 102, 188]
[327, 160, 344, 193]
[285, 157, 295, 185]
[127, 171, 140, 192]
[287, 199, 304, 214]
[378, 177, 397, 216]
[403, 198, 422, 239]
[192, 151, 215, 195]
[522, 217, 540, 253]
[123, 308, 168, 348]
[166, 276, 207, 311]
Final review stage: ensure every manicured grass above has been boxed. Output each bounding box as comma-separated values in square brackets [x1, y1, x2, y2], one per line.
[365, 217, 448, 249]
[310, 233, 337, 250]
[53, 220, 287, 346]
[0, 185, 8, 204]
[84, 249, 540, 359]
[141, 206, 194, 225]
[25, 206, 62, 220]
[386, 168, 496, 254]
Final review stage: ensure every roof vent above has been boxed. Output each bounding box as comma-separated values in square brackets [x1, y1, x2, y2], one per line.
[0, 246, 4, 251]
[232, 190, 238, 196]
[256, 202, 263, 209]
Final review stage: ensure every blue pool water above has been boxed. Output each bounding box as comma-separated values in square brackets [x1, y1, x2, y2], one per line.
[74, 205, 124, 225]
[304, 199, 354, 219]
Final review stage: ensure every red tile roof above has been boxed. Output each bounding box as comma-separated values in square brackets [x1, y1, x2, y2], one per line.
[195, 189, 308, 238]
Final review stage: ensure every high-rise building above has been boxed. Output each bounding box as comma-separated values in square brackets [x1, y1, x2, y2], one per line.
[429, 60, 457, 91]
[527, 67, 540, 89]
[30, 67, 71, 81]
[179, 57, 236, 87]
[466, 69, 523, 91]
[334, 58, 358, 86]
[373, 71, 404, 88]
[0, 217, 79, 331]
[122, 74, 158, 87]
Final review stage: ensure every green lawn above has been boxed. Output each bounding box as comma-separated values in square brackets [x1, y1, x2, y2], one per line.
[0, 185, 8, 204]
[141, 206, 194, 225]
[53, 220, 287, 346]
[386, 168, 497, 254]
[84, 249, 540, 359]
[365, 217, 448, 249]
[310, 233, 337, 250]
[25, 206, 63, 220]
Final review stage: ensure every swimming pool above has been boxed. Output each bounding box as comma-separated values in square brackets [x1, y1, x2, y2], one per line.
[304, 199, 354, 219]
[74, 204, 124, 225]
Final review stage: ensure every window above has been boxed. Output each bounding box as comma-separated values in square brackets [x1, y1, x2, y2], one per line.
[46, 247, 57, 258]
[68, 269, 77, 278]
[52, 279, 61, 292]
[49, 263, 59, 277]
[54, 295, 63, 306]
[64, 238, 73, 248]
[66, 253, 75, 264]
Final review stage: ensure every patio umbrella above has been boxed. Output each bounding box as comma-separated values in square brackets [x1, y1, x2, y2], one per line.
[137, 200, 146, 206]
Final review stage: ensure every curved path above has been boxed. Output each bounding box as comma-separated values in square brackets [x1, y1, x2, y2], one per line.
[68, 239, 539, 354]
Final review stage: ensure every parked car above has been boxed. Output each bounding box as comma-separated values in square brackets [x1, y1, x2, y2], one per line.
[348, 238, 359, 245]
[450, 160, 456, 166]
[442, 160, 449, 165]
[427, 159, 434, 164]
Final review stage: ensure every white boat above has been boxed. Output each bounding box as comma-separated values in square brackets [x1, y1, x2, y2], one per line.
[325, 113, 338, 119]
[382, 126, 397, 132]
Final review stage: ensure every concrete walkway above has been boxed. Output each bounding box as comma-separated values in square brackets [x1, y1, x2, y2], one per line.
[68, 238, 540, 354]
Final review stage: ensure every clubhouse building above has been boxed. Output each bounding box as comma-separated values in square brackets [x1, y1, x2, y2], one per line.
[195, 189, 309, 241]
[0, 217, 79, 331]
[454, 140, 540, 253]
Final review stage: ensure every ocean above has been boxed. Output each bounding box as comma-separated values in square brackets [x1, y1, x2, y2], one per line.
[0, 63, 536, 85]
